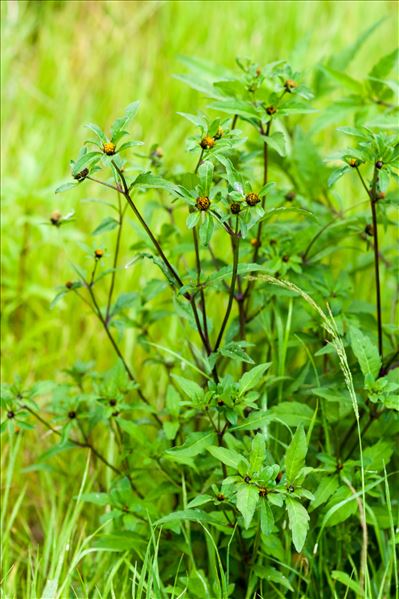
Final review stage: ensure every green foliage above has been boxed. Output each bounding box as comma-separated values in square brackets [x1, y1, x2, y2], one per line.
[2, 4, 399, 598]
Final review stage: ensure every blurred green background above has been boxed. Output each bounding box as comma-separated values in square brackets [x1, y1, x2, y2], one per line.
[1, 0, 397, 382]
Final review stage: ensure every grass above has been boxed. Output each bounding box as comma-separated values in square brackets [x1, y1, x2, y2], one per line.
[1, 1, 398, 597]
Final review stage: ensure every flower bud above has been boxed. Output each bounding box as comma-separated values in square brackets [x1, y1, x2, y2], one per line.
[285, 191, 296, 201]
[245, 192, 260, 206]
[375, 160, 383, 170]
[200, 136, 215, 150]
[230, 202, 241, 214]
[50, 211, 62, 225]
[95, 249, 104, 259]
[103, 142, 116, 155]
[266, 105, 277, 115]
[213, 127, 223, 140]
[250, 238, 261, 248]
[65, 281, 74, 289]
[74, 167, 89, 181]
[196, 196, 211, 211]
[284, 79, 297, 92]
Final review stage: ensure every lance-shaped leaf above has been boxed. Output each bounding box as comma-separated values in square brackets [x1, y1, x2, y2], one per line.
[236, 484, 260, 529]
[285, 424, 307, 483]
[286, 497, 309, 552]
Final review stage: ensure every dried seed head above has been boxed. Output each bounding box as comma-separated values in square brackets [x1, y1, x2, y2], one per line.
[7, 410, 15, 419]
[266, 105, 277, 115]
[109, 399, 117, 407]
[250, 238, 261, 248]
[349, 158, 358, 168]
[258, 487, 268, 497]
[217, 399, 225, 406]
[245, 192, 260, 206]
[68, 410, 76, 419]
[196, 196, 211, 211]
[50, 211, 62, 225]
[230, 202, 241, 214]
[74, 167, 89, 181]
[65, 281, 74, 289]
[94, 249, 104, 259]
[284, 79, 298, 92]
[213, 127, 224, 140]
[365, 224, 374, 237]
[103, 142, 116, 155]
[152, 146, 163, 158]
[285, 191, 296, 201]
[200, 136, 215, 150]
[375, 160, 383, 170]
[216, 493, 225, 501]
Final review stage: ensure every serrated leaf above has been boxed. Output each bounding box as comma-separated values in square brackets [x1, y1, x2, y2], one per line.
[236, 484, 259, 529]
[260, 500, 274, 535]
[198, 160, 214, 196]
[239, 363, 271, 396]
[286, 497, 309, 552]
[133, 173, 181, 196]
[207, 446, 246, 470]
[310, 475, 340, 511]
[166, 432, 216, 459]
[350, 326, 381, 381]
[285, 425, 307, 482]
[249, 433, 266, 474]
[172, 375, 203, 402]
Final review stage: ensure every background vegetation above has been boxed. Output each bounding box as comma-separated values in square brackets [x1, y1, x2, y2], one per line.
[1, 1, 398, 598]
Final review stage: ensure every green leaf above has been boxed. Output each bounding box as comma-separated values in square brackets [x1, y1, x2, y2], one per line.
[110, 101, 140, 139]
[198, 160, 214, 196]
[163, 421, 179, 441]
[133, 173, 182, 196]
[236, 484, 259, 529]
[321, 66, 364, 94]
[186, 211, 201, 229]
[310, 475, 340, 511]
[208, 446, 247, 470]
[368, 48, 399, 94]
[85, 123, 107, 142]
[349, 326, 381, 381]
[155, 508, 225, 528]
[92, 217, 119, 235]
[285, 425, 307, 482]
[331, 571, 364, 597]
[208, 99, 260, 120]
[260, 500, 274, 535]
[286, 497, 309, 552]
[265, 131, 287, 157]
[328, 165, 351, 187]
[172, 375, 203, 403]
[239, 363, 271, 396]
[55, 181, 79, 194]
[249, 433, 266, 474]
[72, 151, 102, 177]
[166, 432, 216, 459]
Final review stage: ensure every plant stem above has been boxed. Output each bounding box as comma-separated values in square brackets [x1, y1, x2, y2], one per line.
[214, 218, 240, 353]
[111, 160, 212, 360]
[23, 405, 142, 496]
[356, 166, 383, 358]
[106, 193, 126, 322]
[193, 226, 210, 347]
